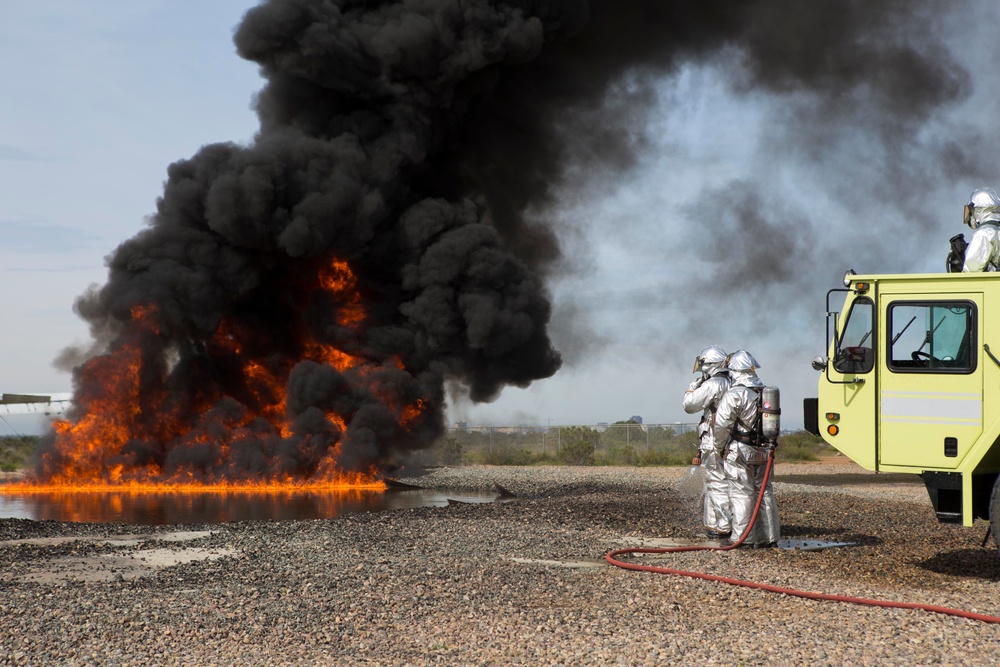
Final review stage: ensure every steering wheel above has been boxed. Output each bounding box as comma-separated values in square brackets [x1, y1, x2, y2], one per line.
[843, 346, 867, 362]
[911, 350, 939, 366]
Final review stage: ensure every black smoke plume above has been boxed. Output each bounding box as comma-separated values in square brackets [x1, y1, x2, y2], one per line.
[37, 0, 967, 480]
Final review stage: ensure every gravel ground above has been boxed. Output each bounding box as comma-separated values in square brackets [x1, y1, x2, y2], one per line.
[2, 461, 999, 666]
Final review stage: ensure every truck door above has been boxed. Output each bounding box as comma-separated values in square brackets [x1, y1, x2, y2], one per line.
[878, 295, 982, 469]
[822, 294, 877, 469]
[816, 289, 879, 470]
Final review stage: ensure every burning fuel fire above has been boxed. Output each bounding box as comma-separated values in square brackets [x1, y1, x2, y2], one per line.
[12, 260, 419, 492]
[5, 487, 386, 525]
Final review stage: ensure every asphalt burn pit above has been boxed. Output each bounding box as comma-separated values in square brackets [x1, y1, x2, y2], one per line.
[0, 530, 236, 585]
[0, 489, 504, 525]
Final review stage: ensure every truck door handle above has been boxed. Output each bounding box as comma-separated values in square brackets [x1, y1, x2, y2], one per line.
[984, 343, 1000, 370]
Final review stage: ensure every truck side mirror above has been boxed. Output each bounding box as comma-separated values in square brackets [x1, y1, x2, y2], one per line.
[811, 356, 828, 371]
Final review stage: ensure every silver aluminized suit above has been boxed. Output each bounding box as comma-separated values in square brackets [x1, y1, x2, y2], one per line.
[963, 223, 1000, 272]
[683, 371, 732, 536]
[712, 372, 780, 547]
[963, 188, 1000, 272]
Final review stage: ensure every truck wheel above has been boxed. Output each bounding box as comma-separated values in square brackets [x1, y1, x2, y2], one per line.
[991, 475, 1000, 552]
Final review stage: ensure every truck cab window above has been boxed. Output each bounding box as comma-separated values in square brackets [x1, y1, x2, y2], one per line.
[833, 298, 874, 373]
[888, 302, 975, 372]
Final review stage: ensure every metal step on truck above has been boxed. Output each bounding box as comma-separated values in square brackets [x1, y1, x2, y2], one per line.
[806, 269, 1000, 549]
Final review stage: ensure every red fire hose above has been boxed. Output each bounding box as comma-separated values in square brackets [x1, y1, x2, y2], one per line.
[605, 451, 1000, 624]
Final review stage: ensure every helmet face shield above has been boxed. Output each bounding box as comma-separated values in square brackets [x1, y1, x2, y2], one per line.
[693, 345, 727, 374]
[966, 188, 1000, 228]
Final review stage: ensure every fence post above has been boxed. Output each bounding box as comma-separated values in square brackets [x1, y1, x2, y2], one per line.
[459, 423, 701, 463]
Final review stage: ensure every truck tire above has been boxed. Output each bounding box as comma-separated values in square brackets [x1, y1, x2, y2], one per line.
[991, 475, 1000, 552]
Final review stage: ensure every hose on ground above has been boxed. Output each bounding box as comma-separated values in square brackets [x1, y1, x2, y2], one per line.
[605, 451, 1000, 624]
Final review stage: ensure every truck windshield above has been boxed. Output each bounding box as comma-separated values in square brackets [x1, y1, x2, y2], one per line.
[888, 302, 975, 372]
[833, 298, 874, 373]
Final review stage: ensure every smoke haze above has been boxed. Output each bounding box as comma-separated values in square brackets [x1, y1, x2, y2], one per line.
[36, 0, 985, 476]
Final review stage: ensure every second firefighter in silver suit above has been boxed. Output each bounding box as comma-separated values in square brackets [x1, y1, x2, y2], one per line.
[682, 345, 732, 538]
[712, 350, 780, 548]
[963, 187, 1000, 272]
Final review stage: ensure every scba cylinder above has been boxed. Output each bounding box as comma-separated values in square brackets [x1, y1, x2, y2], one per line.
[761, 386, 781, 441]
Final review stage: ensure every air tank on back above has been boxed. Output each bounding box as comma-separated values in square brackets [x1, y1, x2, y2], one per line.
[761, 386, 780, 442]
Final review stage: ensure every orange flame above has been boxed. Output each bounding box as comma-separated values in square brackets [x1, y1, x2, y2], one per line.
[9, 259, 428, 494]
[320, 259, 365, 328]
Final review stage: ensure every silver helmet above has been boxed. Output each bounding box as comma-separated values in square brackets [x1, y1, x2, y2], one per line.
[693, 345, 727, 376]
[726, 350, 761, 373]
[964, 187, 1000, 229]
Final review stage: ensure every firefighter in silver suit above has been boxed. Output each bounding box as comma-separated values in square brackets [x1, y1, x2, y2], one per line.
[682, 345, 732, 539]
[963, 187, 1000, 272]
[712, 350, 780, 548]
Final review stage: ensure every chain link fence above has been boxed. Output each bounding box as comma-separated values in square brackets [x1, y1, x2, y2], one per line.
[405, 422, 702, 467]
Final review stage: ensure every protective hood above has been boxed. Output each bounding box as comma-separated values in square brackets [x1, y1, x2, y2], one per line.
[730, 370, 764, 389]
[965, 188, 1000, 228]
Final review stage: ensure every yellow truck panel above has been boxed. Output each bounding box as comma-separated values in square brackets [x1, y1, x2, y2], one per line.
[808, 271, 1000, 536]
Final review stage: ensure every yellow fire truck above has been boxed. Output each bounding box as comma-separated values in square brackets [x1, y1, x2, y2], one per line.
[806, 269, 1000, 546]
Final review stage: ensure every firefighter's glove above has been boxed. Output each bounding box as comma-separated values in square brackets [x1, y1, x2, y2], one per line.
[687, 378, 704, 392]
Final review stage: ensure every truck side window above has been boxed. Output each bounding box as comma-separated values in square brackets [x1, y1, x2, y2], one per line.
[833, 298, 874, 374]
[887, 302, 976, 373]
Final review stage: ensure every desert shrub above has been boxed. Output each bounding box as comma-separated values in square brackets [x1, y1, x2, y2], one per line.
[640, 447, 695, 467]
[558, 439, 595, 466]
[0, 436, 36, 472]
[597, 445, 638, 466]
[774, 430, 834, 462]
[479, 447, 540, 466]
[671, 429, 700, 448]
[559, 427, 599, 448]
[435, 436, 464, 465]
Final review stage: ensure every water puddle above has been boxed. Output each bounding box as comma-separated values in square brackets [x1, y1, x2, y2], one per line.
[0, 488, 502, 525]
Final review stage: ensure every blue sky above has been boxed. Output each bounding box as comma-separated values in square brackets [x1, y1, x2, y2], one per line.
[1, 2, 998, 435]
[0, 1, 261, 433]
